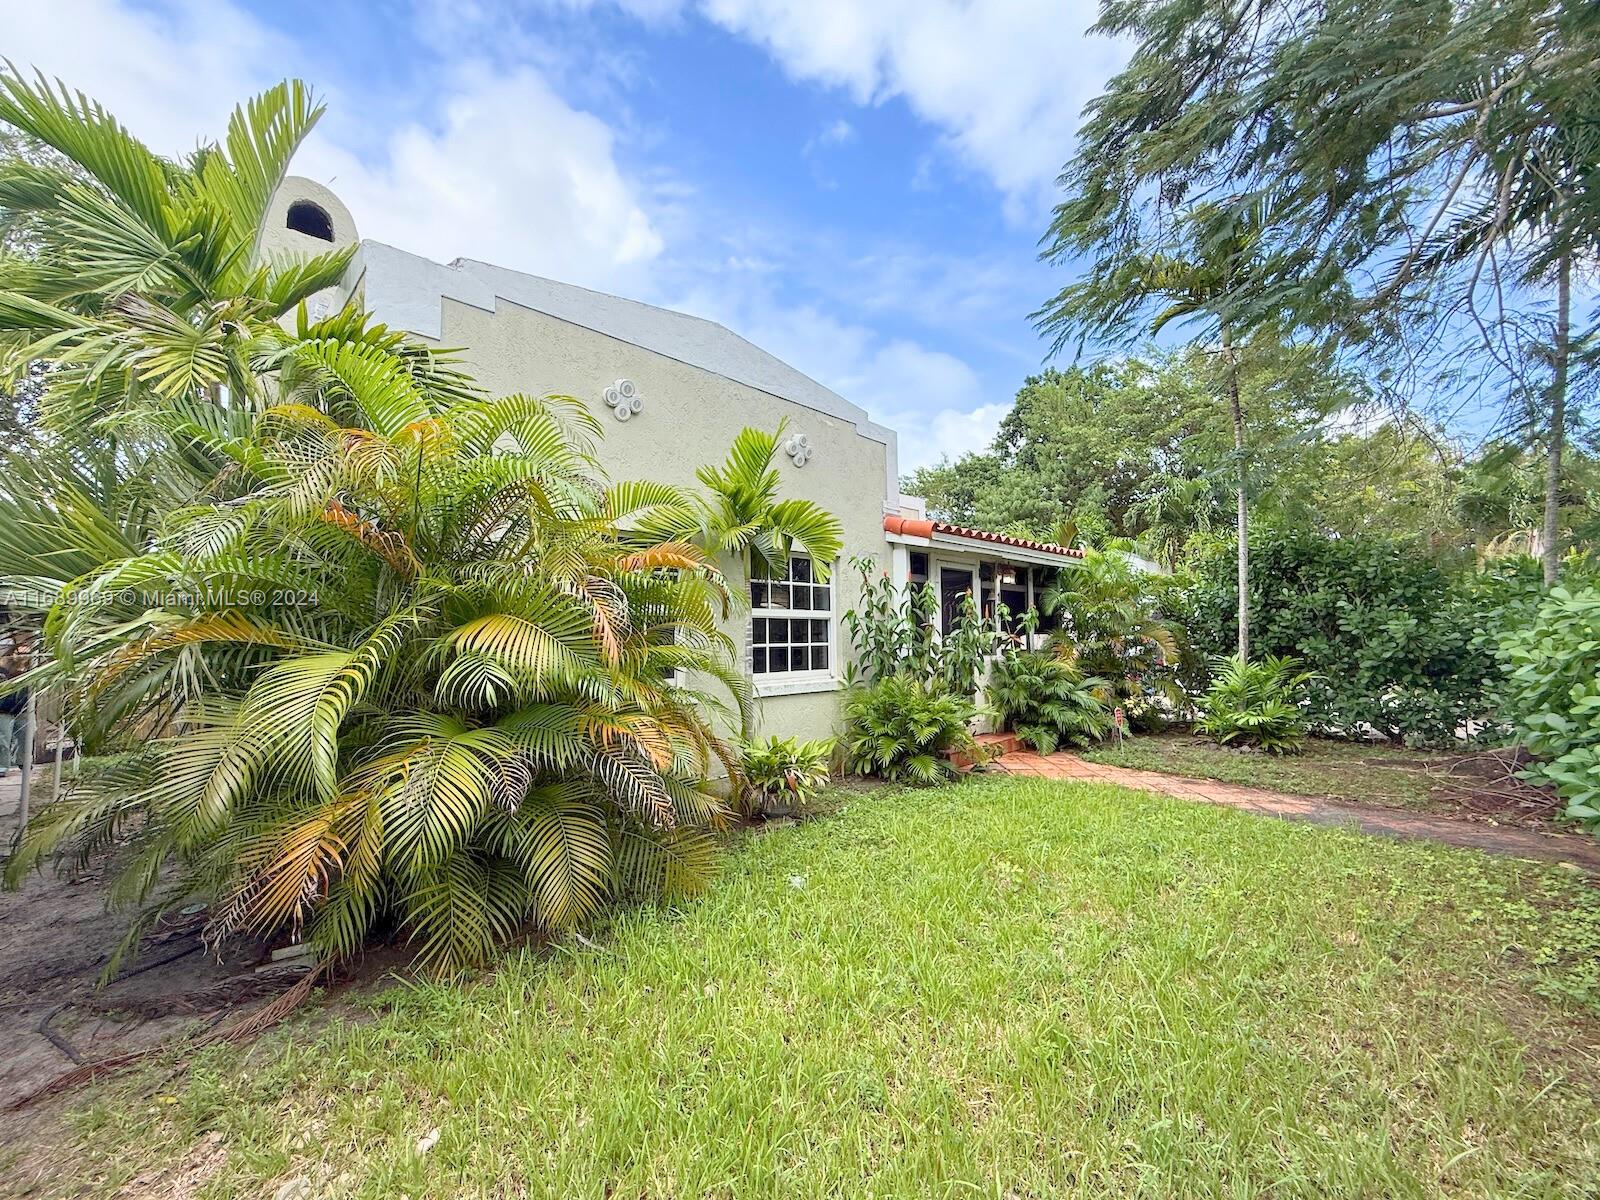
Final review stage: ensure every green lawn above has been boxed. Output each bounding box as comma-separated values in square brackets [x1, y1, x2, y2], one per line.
[1085, 733, 1445, 809]
[24, 776, 1600, 1198]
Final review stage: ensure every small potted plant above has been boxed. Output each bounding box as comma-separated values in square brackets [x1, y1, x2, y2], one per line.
[739, 735, 835, 818]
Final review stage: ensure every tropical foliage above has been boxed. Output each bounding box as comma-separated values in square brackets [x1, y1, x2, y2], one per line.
[0, 75, 848, 973]
[1042, 545, 1183, 730]
[738, 735, 834, 817]
[840, 556, 997, 699]
[842, 557, 939, 685]
[631, 423, 842, 586]
[4, 376, 755, 973]
[0, 73, 357, 432]
[1493, 586, 1600, 831]
[937, 590, 1001, 699]
[842, 676, 977, 786]
[1195, 656, 1315, 756]
[986, 651, 1111, 755]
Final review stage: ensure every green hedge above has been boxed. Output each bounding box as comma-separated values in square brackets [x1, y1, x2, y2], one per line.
[1184, 532, 1499, 746]
[1493, 586, 1600, 831]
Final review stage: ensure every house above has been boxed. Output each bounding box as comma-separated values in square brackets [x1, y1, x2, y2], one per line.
[264, 177, 1087, 740]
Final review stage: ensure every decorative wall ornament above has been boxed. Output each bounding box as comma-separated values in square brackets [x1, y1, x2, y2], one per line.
[601, 378, 644, 421]
[783, 431, 813, 467]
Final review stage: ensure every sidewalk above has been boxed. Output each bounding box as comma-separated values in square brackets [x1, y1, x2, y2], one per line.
[991, 750, 1600, 873]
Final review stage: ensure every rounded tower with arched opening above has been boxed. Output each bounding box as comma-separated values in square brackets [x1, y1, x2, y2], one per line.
[257, 176, 360, 320]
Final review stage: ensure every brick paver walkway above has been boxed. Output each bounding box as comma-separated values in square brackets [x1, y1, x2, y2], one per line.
[992, 751, 1600, 873]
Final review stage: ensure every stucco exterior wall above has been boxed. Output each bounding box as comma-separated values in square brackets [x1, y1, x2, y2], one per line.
[367, 268, 893, 744]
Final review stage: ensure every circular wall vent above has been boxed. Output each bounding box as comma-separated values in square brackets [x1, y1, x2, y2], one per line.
[601, 378, 644, 421]
[784, 431, 813, 467]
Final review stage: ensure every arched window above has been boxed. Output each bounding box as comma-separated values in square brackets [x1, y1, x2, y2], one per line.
[286, 200, 334, 241]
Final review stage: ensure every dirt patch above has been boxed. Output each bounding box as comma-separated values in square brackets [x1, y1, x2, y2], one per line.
[0, 851, 371, 1118]
[1406, 746, 1569, 830]
[1000, 748, 1600, 872]
[0, 853, 411, 1198]
[1089, 733, 1577, 834]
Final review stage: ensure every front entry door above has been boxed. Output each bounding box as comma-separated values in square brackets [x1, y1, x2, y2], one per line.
[937, 561, 977, 634]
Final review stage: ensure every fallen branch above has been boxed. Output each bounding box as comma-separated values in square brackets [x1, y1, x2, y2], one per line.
[36, 1003, 82, 1065]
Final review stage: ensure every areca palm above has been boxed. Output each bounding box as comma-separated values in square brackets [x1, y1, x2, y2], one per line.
[620, 422, 843, 584]
[1042, 544, 1182, 726]
[7, 373, 751, 973]
[0, 74, 414, 609]
[0, 71, 355, 426]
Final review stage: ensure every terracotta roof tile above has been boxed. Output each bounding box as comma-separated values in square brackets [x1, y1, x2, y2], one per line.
[883, 514, 1084, 559]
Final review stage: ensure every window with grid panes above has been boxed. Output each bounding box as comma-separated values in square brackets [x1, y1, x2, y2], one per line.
[749, 555, 832, 676]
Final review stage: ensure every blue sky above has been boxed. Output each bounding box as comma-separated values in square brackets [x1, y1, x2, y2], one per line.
[11, 0, 1124, 471]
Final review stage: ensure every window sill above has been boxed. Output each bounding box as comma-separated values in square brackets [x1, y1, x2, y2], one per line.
[752, 674, 844, 699]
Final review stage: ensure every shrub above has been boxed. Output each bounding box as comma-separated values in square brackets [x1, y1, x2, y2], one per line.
[1186, 531, 1497, 745]
[987, 651, 1111, 753]
[1494, 586, 1600, 832]
[842, 558, 998, 699]
[843, 676, 978, 785]
[843, 558, 939, 684]
[6, 391, 762, 975]
[738, 736, 835, 817]
[1195, 655, 1315, 755]
[1042, 544, 1187, 729]
[938, 590, 1002, 698]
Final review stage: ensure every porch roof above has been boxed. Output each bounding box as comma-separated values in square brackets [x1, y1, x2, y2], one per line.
[882, 515, 1086, 565]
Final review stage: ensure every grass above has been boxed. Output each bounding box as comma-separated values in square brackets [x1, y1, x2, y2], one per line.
[1084, 732, 1445, 809]
[18, 776, 1600, 1198]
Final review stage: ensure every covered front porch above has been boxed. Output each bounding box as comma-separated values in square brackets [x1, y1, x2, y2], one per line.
[881, 511, 1086, 643]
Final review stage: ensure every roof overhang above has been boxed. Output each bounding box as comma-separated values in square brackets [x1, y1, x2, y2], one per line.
[882, 515, 1085, 568]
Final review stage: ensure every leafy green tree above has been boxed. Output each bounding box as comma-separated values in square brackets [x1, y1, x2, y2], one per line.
[1059, 0, 1600, 585]
[1038, 183, 1351, 658]
[1456, 436, 1600, 563]
[1185, 530, 1500, 746]
[905, 345, 1382, 562]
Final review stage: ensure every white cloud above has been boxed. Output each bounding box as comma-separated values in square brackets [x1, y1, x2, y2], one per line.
[901, 402, 1010, 475]
[865, 351, 1008, 475]
[460, 0, 1125, 213]
[800, 117, 855, 189]
[809, 118, 855, 149]
[4, 0, 293, 156]
[295, 65, 664, 293]
[7, 0, 1014, 475]
[666, 283, 1000, 474]
[692, 0, 1121, 213]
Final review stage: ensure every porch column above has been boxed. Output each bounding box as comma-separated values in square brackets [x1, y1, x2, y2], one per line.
[888, 542, 911, 598]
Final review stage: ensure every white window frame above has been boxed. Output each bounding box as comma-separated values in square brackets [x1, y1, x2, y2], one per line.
[749, 554, 840, 698]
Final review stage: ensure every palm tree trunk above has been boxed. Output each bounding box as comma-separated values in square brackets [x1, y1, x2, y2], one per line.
[1542, 249, 1571, 587]
[1221, 323, 1249, 659]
